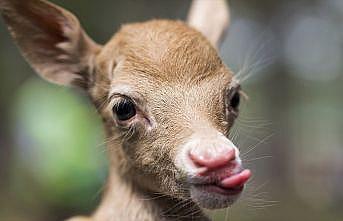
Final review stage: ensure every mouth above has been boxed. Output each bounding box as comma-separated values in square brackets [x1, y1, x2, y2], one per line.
[189, 169, 251, 209]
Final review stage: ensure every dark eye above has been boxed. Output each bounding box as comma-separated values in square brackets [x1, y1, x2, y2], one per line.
[113, 99, 136, 121]
[230, 91, 240, 110]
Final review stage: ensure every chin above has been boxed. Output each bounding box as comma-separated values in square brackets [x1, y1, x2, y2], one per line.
[190, 184, 243, 209]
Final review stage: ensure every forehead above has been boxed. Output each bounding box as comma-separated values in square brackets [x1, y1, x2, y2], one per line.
[111, 68, 232, 115]
[96, 19, 235, 109]
[101, 20, 231, 83]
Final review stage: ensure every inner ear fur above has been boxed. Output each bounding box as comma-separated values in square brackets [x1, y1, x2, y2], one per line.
[0, 0, 102, 87]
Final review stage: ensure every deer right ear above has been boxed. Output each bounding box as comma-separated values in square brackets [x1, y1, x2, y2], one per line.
[187, 0, 230, 48]
[0, 0, 102, 88]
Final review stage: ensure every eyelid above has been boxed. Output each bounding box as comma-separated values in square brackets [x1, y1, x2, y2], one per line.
[110, 93, 136, 105]
[108, 94, 139, 117]
[108, 84, 143, 104]
[108, 91, 149, 117]
[225, 84, 241, 99]
[112, 96, 136, 110]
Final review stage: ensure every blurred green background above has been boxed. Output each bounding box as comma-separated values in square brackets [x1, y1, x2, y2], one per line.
[0, 0, 342, 220]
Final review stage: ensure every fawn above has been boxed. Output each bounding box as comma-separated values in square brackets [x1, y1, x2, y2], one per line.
[0, 0, 252, 220]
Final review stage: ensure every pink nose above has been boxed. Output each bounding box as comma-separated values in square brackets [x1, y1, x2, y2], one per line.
[189, 146, 236, 169]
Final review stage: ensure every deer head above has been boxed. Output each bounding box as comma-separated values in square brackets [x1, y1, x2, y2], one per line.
[0, 0, 251, 213]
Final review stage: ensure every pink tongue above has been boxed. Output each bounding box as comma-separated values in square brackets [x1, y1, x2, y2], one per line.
[220, 169, 251, 189]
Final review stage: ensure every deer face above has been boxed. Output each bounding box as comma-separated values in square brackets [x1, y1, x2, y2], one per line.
[91, 21, 251, 209]
[0, 0, 250, 210]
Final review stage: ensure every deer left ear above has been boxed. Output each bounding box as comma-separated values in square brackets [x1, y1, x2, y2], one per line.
[0, 0, 102, 88]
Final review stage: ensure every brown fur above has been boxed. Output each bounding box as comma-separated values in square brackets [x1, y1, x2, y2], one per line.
[87, 20, 232, 221]
[0, 1, 236, 220]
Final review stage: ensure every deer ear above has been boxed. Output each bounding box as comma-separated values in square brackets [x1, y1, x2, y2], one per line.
[0, 0, 101, 87]
[187, 0, 230, 48]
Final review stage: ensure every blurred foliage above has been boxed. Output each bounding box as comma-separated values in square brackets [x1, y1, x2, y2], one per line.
[0, 0, 343, 221]
[10, 78, 107, 209]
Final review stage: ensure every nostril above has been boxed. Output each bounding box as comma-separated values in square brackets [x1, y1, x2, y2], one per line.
[189, 147, 236, 169]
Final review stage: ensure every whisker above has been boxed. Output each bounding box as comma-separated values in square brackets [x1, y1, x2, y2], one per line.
[241, 133, 274, 157]
[242, 155, 272, 162]
[224, 206, 230, 221]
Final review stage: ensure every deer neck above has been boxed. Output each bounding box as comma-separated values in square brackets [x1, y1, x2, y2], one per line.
[93, 142, 210, 221]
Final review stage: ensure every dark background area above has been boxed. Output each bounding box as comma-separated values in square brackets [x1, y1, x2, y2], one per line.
[0, 0, 342, 220]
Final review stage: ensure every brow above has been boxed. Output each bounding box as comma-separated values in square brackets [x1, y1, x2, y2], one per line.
[109, 86, 146, 107]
